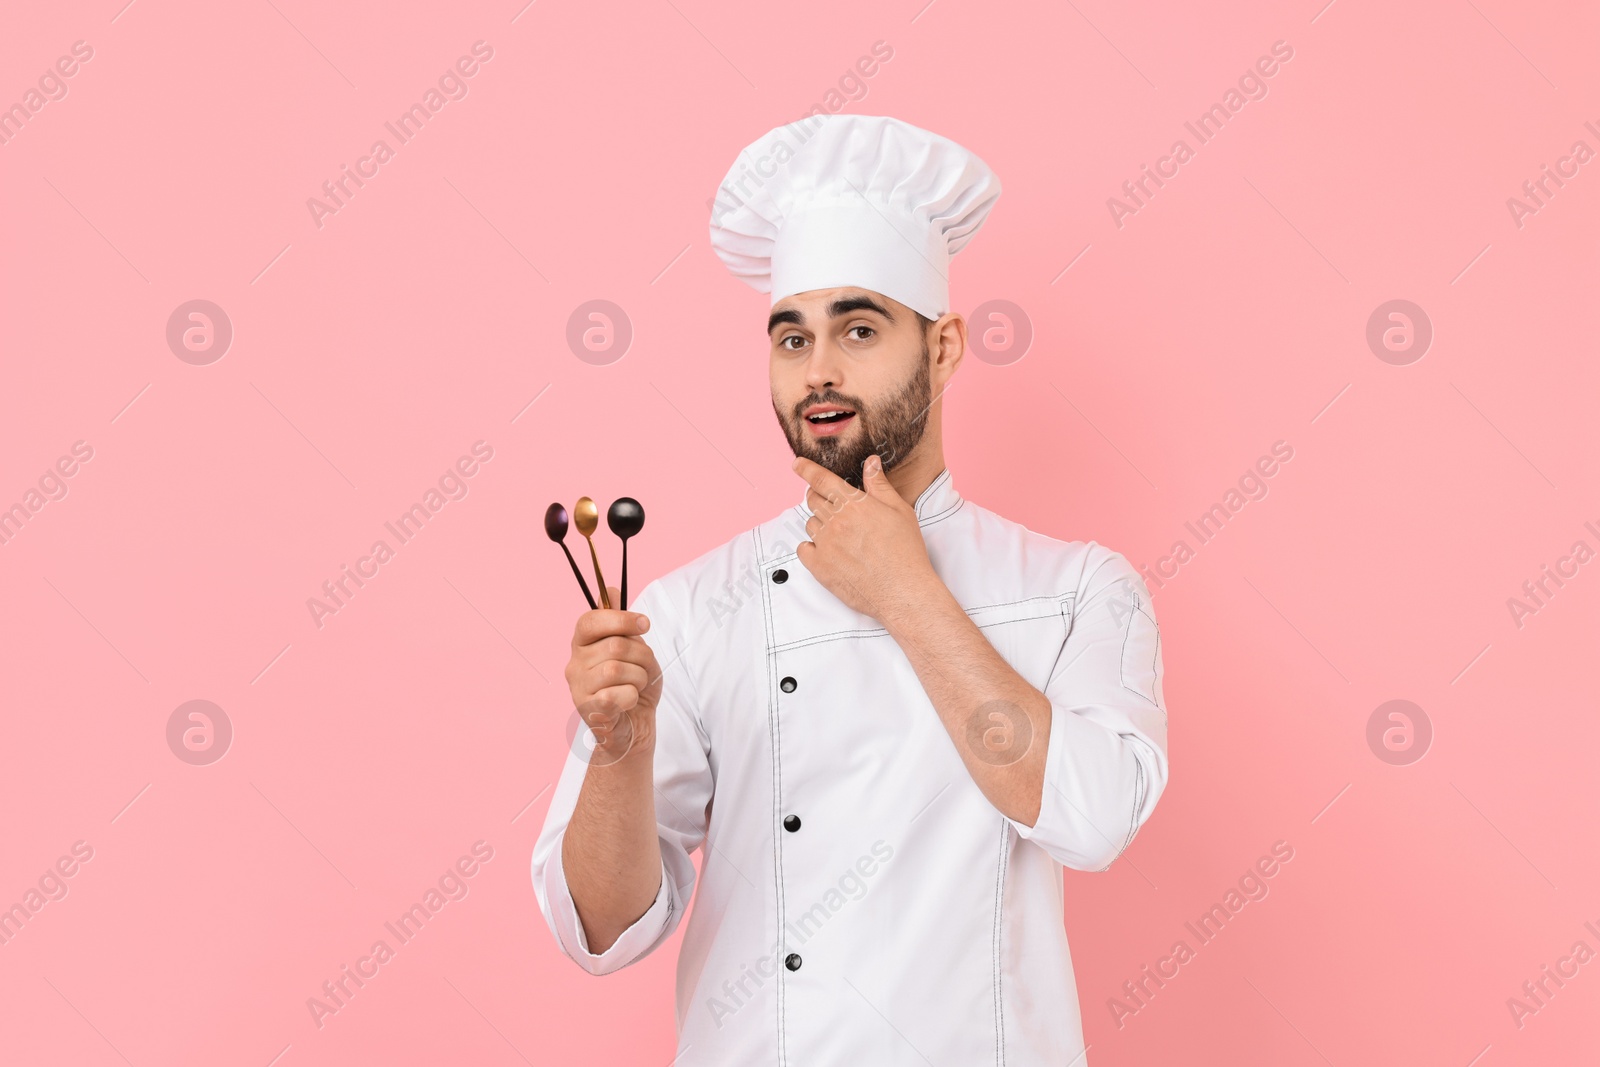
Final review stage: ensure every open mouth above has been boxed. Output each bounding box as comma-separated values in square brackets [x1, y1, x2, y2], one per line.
[804, 408, 857, 435]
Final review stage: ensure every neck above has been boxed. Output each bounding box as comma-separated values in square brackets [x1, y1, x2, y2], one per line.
[884, 432, 946, 508]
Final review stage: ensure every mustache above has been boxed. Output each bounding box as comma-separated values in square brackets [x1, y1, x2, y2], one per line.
[791, 390, 865, 420]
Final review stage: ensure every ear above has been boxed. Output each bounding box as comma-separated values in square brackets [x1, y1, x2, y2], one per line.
[931, 312, 966, 384]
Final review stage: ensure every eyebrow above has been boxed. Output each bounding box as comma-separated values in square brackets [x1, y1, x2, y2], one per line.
[767, 307, 803, 334]
[767, 294, 896, 335]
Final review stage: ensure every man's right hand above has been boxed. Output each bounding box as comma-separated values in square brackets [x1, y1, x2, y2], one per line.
[565, 586, 663, 763]
[559, 585, 669, 954]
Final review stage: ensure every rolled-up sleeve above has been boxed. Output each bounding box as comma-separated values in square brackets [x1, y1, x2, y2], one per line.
[1008, 549, 1169, 871]
[531, 577, 713, 974]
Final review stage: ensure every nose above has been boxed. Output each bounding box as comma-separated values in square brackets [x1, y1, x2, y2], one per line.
[803, 337, 843, 393]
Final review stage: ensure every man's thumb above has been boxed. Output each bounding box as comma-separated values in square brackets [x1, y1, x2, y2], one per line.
[863, 453, 889, 491]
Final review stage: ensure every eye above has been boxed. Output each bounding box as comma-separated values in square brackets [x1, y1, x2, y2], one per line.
[779, 334, 809, 351]
[847, 325, 875, 341]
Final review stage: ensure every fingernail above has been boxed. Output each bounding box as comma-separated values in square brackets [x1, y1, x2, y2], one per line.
[636, 615, 649, 632]
[866, 455, 881, 474]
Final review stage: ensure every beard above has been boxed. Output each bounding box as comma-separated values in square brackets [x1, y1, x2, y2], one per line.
[773, 341, 933, 491]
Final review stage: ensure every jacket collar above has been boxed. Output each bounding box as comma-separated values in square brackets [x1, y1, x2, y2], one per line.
[794, 466, 962, 527]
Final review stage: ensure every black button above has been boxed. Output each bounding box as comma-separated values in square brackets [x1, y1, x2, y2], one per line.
[772, 568, 789, 584]
[783, 815, 801, 832]
[785, 953, 802, 971]
[780, 676, 797, 693]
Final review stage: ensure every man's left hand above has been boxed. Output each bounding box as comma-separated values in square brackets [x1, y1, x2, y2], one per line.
[793, 454, 936, 620]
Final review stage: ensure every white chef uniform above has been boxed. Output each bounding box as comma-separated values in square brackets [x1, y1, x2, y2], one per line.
[532, 473, 1169, 1064]
[532, 114, 1170, 1065]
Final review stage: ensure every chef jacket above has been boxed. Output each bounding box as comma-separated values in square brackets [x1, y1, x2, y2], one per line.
[532, 468, 1169, 1065]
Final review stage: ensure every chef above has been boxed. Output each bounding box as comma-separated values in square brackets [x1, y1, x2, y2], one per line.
[532, 114, 1169, 1065]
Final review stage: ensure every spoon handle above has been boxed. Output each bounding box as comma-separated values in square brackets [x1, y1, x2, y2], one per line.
[585, 536, 612, 610]
[620, 540, 629, 611]
[559, 542, 598, 610]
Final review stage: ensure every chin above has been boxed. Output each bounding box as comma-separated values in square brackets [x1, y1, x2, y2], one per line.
[809, 450, 871, 489]
[783, 416, 873, 487]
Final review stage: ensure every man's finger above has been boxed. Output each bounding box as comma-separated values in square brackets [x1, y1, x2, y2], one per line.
[582, 634, 660, 669]
[590, 684, 641, 714]
[792, 455, 854, 505]
[574, 607, 650, 646]
[588, 658, 649, 694]
[861, 453, 893, 495]
[805, 487, 842, 518]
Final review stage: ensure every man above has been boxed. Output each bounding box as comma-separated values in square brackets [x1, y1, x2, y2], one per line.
[533, 114, 1169, 1064]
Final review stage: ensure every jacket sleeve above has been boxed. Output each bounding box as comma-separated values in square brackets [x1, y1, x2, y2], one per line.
[530, 577, 714, 974]
[1006, 549, 1169, 871]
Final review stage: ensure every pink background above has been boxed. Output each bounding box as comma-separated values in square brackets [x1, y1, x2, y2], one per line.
[2, 0, 1597, 1063]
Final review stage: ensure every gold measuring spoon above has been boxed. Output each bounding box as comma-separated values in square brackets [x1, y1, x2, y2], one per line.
[573, 497, 612, 610]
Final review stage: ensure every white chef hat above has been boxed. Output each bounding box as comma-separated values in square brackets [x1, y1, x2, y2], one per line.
[708, 115, 1001, 321]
